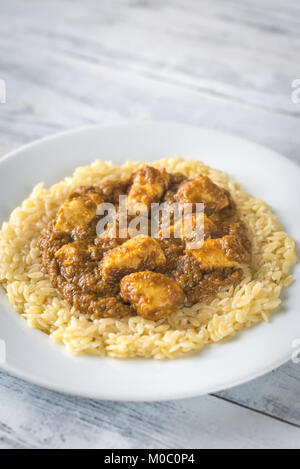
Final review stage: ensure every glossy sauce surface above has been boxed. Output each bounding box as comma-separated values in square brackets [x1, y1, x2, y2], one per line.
[38, 166, 251, 319]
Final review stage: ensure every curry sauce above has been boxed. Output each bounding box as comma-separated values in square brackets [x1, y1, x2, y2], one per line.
[38, 166, 251, 320]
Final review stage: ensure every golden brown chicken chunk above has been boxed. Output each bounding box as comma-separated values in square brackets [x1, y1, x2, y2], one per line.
[55, 195, 100, 233]
[126, 166, 170, 214]
[176, 175, 229, 213]
[70, 186, 104, 206]
[39, 167, 251, 320]
[187, 235, 250, 269]
[54, 241, 88, 268]
[160, 212, 217, 244]
[100, 235, 166, 280]
[121, 271, 185, 320]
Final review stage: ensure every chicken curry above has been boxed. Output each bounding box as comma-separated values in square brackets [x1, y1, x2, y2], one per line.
[38, 165, 251, 320]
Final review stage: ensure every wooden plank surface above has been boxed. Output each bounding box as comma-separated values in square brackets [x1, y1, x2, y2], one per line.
[0, 371, 299, 449]
[0, 0, 299, 449]
[218, 360, 300, 427]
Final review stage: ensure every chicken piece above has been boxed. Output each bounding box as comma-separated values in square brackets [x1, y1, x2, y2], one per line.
[187, 235, 250, 269]
[69, 186, 104, 206]
[54, 241, 89, 269]
[126, 166, 170, 214]
[100, 235, 166, 280]
[55, 195, 99, 233]
[121, 271, 185, 320]
[176, 175, 229, 213]
[159, 212, 217, 244]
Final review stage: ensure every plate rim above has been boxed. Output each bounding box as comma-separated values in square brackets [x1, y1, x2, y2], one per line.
[2, 120, 300, 172]
[0, 121, 299, 401]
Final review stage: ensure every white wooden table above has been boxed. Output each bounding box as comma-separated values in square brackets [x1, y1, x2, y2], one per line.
[0, 0, 299, 449]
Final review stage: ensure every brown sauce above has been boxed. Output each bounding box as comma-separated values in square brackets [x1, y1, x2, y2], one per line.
[38, 166, 251, 320]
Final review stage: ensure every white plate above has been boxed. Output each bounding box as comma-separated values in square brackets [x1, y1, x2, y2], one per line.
[0, 122, 299, 401]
